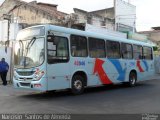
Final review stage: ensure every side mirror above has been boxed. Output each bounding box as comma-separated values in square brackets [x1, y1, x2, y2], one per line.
[47, 35, 59, 45]
[47, 35, 54, 42]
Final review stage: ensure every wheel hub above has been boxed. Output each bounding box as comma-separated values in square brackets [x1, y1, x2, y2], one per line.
[131, 76, 136, 85]
[74, 80, 82, 90]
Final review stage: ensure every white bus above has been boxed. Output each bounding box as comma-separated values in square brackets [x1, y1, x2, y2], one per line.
[13, 25, 155, 94]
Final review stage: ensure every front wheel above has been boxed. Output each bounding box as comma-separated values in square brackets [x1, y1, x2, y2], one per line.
[128, 72, 137, 87]
[71, 75, 85, 95]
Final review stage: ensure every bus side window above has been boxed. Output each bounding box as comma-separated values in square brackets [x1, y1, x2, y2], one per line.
[70, 35, 88, 57]
[47, 36, 69, 64]
[106, 40, 120, 59]
[57, 42, 68, 57]
[143, 46, 153, 60]
[121, 43, 133, 59]
[133, 45, 142, 60]
[89, 37, 106, 58]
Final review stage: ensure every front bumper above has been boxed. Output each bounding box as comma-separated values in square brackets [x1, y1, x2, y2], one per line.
[13, 78, 47, 92]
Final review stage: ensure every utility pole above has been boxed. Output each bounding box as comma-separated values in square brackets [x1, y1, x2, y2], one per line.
[114, 0, 117, 31]
[3, 14, 12, 84]
[3, 14, 11, 49]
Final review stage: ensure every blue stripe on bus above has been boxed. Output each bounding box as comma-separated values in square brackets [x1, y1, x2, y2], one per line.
[142, 60, 148, 71]
[108, 59, 127, 81]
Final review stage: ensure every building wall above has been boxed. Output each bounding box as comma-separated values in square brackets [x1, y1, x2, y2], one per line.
[73, 8, 115, 30]
[148, 32, 160, 42]
[11, 5, 58, 25]
[90, 8, 115, 19]
[139, 31, 160, 42]
[147, 32, 160, 51]
[139, 31, 160, 55]
[114, 0, 136, 31]
[0, 20, 8, 41]
[36, 3, 57, 11]
[91, 16, 101, 27]
[12, 5, 64, 26]
[0, 0, 17, 18]
[89, 0, 136, 32]
[0, 0, 66, 27]
[73, 9, 87, 24]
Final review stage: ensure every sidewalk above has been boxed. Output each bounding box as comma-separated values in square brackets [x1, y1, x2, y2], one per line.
[0, 80, 12, 85]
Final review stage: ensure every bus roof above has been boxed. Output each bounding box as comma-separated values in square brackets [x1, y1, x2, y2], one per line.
[25, 24, 153, 47]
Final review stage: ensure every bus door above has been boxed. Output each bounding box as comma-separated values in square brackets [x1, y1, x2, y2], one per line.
[47, 32, 70, 90]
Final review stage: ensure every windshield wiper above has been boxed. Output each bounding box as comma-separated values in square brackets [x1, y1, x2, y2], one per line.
[19, 40, 24, 57]
[26, 37, 36, 51]
[24, 37, 36, 68]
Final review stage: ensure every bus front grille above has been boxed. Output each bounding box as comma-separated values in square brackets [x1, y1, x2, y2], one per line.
[17, 71, 35, 76]
[20, 82, 31, 87]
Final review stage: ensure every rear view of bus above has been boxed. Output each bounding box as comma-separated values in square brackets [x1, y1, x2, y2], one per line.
[13, 26, 47, 91]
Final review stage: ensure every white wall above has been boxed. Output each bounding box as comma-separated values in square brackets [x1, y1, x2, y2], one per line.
[9, 23, 21, 41]
[0, 21, 21, 83]
[0, 20, 8, 41]
[114, 0, 136, 28]
[0, 20, 20, 41]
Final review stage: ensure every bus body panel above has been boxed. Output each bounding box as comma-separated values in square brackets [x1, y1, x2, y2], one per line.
[47, 63, 71, 91]
[46, 32, 71, 91]
[136, 60, 155, 81]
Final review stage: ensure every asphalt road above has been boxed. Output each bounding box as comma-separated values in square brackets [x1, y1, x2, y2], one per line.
[0, 79, 160, 114]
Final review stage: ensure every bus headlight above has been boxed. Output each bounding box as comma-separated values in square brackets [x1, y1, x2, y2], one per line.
[34, 69, 45, 81]
[14, 71, 18, 80]
[14, 75, 18, 80]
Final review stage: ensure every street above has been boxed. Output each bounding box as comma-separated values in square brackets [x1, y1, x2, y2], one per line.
[0, 78, 160, 114]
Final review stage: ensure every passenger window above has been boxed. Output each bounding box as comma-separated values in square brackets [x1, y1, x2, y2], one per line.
[143, 47, 153, 60]
[47, 36, 69, 64]
[106, 41, 120, 59]
[70, 35, 88, 57]
[89, 37, 106, 58]
[133, 45, 142, 59]
[121, 43, 133, 59]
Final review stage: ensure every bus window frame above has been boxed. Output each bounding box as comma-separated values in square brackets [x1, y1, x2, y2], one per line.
[47, 35, 70, 64]
[70, 34, 88, 58]
[121, 42, 133, 60]
[106, 40, 121, 59]
[88, 37, 106, 58]
[133, 44, 143, 60]
[142, 46, 153, 60]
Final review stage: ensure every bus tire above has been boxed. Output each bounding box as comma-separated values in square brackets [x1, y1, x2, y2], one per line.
[71, 75, 85, 95]
[128, 72, 137, 87]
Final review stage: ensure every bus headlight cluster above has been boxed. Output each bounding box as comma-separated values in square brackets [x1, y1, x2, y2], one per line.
[34, 69, 45, 81]
[14, 71, 18, 80]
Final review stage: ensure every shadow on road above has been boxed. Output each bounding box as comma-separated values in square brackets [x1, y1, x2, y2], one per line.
[18, 81, 152, 100]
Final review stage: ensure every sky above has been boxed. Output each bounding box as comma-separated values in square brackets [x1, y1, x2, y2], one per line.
[0, 0, 160, 31]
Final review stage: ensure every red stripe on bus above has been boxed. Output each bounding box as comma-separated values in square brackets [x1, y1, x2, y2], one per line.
[93, 58, 112, 84]
[137, 60, 144, 72]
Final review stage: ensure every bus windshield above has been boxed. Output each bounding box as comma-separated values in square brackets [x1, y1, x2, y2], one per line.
[16, 26, 45, 40]
[14, 37, 45, 68]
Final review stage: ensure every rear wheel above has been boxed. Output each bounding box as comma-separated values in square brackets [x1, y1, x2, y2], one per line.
[128, 72, 137, 87]
[71, 75, 85, 95]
